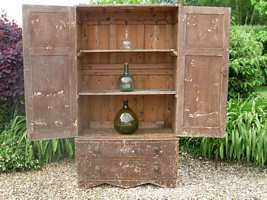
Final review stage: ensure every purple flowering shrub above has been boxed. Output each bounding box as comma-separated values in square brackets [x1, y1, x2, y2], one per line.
[0, 12, 23, 101]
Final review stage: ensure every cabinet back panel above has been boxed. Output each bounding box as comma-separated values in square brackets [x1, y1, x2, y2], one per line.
[80, 64, 174, 91]
[77, 8, 177, 50]
[79, 52, 175, 64]
[79, 53, 175, 91]
[79, 95, 174, 129]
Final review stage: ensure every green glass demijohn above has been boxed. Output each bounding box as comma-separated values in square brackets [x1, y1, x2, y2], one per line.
[114, 100, 139, 134]
[119, 63, 134, 92]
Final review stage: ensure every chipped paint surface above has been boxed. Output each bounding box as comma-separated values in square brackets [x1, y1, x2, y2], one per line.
[31, 18, 39, 24]
[54, 121, 63, 126]
[188, 112, 218, 118]
[57, 90, 64, 95]
[33, 90, 65, 97]
[76, 139, 178, 188]
[190, 59, 196, 67]
[120, 144, 132, 154]
[184, 78, 193, 82]
[73, 120, 78, 127]
[45, 46, 53, 50]
[31, 121, 47, 126]
[33, 91, 42, 96]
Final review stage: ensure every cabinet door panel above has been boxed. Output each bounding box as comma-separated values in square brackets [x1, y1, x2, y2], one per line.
[176, 6, 230, 137]
[23, 5, 77, 140]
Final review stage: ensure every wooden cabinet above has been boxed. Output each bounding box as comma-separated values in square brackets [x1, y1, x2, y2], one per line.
[22, 4, 230, 188]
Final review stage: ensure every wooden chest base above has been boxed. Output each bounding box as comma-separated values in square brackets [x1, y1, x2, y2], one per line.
[75, 133, 178, 188]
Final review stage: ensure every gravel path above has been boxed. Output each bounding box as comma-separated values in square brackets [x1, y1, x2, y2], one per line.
[0, 153, 266, 200]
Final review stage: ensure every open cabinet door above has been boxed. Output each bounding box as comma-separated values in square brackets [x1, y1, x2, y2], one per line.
[23, 5, 77, 140]
[176, 6, 230, 137]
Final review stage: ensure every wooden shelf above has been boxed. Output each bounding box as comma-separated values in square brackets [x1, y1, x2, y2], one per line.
[78, 128, 176, 140]
[78, 49, 177, 56]
[79, 89, 176, 96]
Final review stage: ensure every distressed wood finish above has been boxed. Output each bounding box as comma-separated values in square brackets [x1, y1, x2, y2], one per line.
[79, 128, 175, 139]
[76, 137, 178, 188]
[23, 4, 230, 189]
[77, 7, 177, 50]
[78, 49, 177, 56]
[79, 53, 176, 92]
[23, 5, 78, 140]
[176, 6, 230, 137]
[79, 89, 176, 96]
[75, 6, 179, 188]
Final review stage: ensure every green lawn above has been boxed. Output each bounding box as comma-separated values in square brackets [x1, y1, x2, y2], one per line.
[256, 86, 267, 99]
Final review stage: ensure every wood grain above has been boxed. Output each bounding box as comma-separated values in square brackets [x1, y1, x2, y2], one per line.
[23, 5, 78, 140]
[78, 49, 177, 56]
[176, 6, 230, 138]
[79, 89, 176, 96]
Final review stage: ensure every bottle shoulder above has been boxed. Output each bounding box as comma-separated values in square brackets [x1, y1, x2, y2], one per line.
[120, 75, 133, 82]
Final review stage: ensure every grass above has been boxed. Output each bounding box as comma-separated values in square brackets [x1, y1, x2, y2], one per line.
[256, 86, 267, 99]
[181, 96, 267, 167]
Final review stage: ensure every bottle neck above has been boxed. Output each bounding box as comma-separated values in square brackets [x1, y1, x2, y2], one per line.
[123, 63, 129, 76]
[123, 100, 128, 109]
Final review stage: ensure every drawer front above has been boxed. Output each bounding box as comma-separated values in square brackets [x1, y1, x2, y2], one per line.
[76, 140, 177, 158]
[77, 157, 177, 180]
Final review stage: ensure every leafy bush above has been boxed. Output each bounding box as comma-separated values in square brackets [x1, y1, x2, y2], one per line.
[0, 115, 40, 172]
[229, 26, 267, 98]
[181, 96, 267, 166]
[251, 26, 267, 54]
[0, 101, 16, 131]
[0, 110, 75, 172]
[0, 12, 23, 101]
[238, 26, 267, 85]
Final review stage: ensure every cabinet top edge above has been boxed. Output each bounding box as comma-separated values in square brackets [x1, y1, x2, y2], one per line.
[76, 4, 179, 8]
[22, 4, 180, 9]
[22, 4, 231, 9]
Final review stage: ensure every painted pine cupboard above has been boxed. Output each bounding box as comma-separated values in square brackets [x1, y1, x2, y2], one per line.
[22, 4, 230, 188]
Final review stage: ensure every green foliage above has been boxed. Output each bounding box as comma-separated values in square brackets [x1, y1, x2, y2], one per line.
[240, 26, 267, 54]
[256, 86, 267, 99]
[0, 115, 40, 172]
[183, 0, 267, 25]
[229, 26, 267, 98]
[88, 0, 267, 25]
[181, 96, 267, 167]
[0, 108, 75, 172]
[32, 138, 74, 165]
[251, 0, 267, 16]
[0, 101, 14, 131]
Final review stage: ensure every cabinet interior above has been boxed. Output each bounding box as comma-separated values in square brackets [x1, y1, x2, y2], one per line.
[77, 6, 178, 50]
[76, 6, 178, 136]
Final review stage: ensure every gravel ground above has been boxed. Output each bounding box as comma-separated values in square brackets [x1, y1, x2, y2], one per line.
[0, 153, 266, 200]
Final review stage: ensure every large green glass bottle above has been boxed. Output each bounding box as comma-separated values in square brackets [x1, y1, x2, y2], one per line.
[119, 63, 134, 92]
[114, 100, 138, 134]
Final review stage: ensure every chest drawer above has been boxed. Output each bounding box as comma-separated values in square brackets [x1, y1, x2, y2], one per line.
[77, 157, 177, 180]
[75, 137, 178, 188]
[75, 139, 177, 158]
